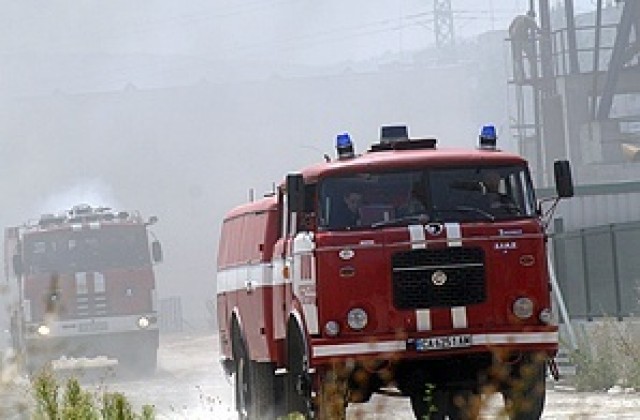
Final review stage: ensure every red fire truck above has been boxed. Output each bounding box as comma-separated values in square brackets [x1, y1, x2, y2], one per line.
[216, 125, 573, 419]
[5, 204, 163, 374]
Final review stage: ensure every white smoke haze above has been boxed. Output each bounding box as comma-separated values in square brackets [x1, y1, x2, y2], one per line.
[0, 0, 601, 326]
[37, 178, 119, 217]
[6, 4, 638, 420]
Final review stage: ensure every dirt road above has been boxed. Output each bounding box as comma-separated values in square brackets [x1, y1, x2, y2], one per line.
[5, 331, 640, 419]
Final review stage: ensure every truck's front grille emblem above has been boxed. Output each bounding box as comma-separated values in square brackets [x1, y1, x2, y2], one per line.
[431, 270, 448, 286]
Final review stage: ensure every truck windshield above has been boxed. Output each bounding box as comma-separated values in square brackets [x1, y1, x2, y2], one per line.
[23, 225, 151, 274]
[318, 165, 536, 230]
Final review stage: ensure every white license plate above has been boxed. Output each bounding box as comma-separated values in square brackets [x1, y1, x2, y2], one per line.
[415, 334, 472, 351]
[79, 321, 109, 333]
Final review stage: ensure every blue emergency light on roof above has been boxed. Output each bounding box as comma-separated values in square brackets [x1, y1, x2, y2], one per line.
[336, 132, 355, 160]
[479, 124, 498, 150]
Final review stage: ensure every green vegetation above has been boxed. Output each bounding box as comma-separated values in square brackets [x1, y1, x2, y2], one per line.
[30, 367, 156, 420]
[0, 363, 155, 420]
[421, 382, 437, 420]
[278, 413, 305, 420]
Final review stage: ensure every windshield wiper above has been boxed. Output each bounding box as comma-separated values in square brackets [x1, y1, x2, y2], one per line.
[492, 198, 522, 215]
[371, 214, 430, 228]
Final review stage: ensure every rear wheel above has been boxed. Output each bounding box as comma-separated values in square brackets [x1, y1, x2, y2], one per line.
[234, 336, 279, 419]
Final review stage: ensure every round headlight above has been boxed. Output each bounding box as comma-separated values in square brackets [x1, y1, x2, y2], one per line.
[512, 297, 534, 320]
[324, 321, 340, 337]
[37, 325, 51, 336]
[347, 308, 368, 331]
[539, 308, 553, 324]
[137, 316, 150, 329]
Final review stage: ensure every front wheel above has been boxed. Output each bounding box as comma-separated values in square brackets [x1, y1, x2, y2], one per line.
[501, 356, 546, 420]
[234, 341, 279, 419]
[285, 326, 312, 418]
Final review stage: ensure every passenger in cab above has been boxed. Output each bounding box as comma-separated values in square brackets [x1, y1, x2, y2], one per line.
[405, 181, 429, 214]
[332, 190, 362, 229]
[397, 181, 429, 220]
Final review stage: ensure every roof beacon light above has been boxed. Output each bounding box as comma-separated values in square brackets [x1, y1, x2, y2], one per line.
[479, 124, 497, 150]
[336, 132, 355, 160]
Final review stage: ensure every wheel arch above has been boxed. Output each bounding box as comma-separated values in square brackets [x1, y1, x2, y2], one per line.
[286, 309, 310, 361]
[230, 307, 249, 362]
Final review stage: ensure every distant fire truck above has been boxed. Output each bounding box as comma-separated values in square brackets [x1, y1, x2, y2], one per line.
[216, 125, 573, 419]
[5, 204, 163, 374]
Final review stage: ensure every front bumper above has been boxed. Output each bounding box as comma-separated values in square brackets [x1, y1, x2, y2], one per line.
[309, 327, 558, 364]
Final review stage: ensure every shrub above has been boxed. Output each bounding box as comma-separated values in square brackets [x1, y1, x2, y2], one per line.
[568, 318, 640, 391]
[30, 366, 155, 420]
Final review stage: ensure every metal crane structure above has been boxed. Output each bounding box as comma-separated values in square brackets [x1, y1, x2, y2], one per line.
[509, 0, 640, 187]
[433, 0, 455, 49]
[508, 0, 640, 323]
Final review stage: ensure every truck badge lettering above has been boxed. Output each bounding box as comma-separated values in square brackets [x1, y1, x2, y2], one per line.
[499, 229, 523, 236]
[494, 241, 517, 250]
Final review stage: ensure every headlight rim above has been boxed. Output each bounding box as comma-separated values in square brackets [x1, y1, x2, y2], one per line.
[347, 307, 368, 331]
[512, 297, 534, 320]
[324, 320, 340, 337]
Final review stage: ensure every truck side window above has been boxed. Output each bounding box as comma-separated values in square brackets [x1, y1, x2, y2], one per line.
[300, 183, 317, 230]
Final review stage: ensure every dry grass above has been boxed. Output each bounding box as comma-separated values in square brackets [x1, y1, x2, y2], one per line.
[568, 318, 640, 391]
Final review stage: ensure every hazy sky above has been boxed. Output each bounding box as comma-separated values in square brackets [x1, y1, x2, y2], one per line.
[0, 0, 601, 65]
[0, 0, 609, 99]
[0, 0, 609, 324]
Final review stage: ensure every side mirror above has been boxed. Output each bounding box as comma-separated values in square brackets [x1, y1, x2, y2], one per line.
[554, 160, 574, 198]
[286, 173, 304, 214]
[12, 254, 23, 277]
[151, 240, 163, 263]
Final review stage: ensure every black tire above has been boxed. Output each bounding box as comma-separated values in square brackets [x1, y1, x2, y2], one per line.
[235, 350, 251, 420]
[251, 361, 279, 419]
[502, 357, 546, 420]
[285, 325, 312, 419]
[234, 338, 279, 419]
